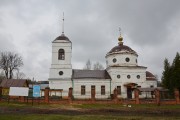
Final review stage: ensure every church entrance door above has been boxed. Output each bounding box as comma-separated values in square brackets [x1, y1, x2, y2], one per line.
[91, 85, 95, 97]
[127, 87, 132, 99]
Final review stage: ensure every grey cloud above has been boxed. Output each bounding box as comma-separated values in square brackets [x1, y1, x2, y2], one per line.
[0, 0, 180, 80]
[95, 0, 180, 46]
[0, 33, 17, 52]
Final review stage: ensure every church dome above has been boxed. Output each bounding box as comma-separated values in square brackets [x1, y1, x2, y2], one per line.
[108, 44, 137, 56]
[106, 32, 137, 57]
[53, 33, 71, 43]
[105, 33, 138, 67]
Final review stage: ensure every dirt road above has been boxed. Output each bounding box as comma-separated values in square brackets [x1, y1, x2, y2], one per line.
[0, 106, 180, 117]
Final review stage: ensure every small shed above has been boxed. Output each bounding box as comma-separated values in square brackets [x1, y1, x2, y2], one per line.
[0, 79, 28, 95]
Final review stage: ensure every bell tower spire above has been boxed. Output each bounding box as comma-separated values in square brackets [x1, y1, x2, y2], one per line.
[62, 12, 64, 34]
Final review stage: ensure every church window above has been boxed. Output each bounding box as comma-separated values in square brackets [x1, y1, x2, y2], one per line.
[117, 86, 121, 95]
[125, 57, 130, 62]
[58, 49, 65, 60]
[59, 71, 63, 76]
[81, 85, 85, 95]
[101, 86, 105, 95]
[113, 58, 117, 63]
[136, 59, 137, 63]
[117, 75, 121, 79]
[137, 75, 140, 79]
[127, 75, 131, 79]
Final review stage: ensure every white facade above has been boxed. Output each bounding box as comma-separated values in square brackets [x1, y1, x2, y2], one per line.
[106, 51, 138, 67]
[73, 79, 111, 99]
[49, 34, 72, 97]
[48, 31, 157, 99]
[107, 66, 146, 98]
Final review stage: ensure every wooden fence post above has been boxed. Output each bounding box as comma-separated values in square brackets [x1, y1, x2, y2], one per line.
[113, 88, 118, 103]
[134, 89, 140, 104]
[155, 89, 160, 106]
[175, 89, 180, 104]
[68, 87, 73, 103]
[44, 87, 49, 103]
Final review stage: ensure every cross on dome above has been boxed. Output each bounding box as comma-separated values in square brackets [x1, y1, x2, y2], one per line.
[118, 27, 123, 45]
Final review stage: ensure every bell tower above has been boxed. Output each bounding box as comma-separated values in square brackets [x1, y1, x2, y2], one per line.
[48, 14, 72, 96]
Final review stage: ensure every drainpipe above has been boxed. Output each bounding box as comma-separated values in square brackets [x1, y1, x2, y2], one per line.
[110, 79, 111, 95]
[71, 79, 74, 95]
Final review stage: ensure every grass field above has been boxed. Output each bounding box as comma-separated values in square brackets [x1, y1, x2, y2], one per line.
[0, 114, 180, 120]
[1, 102, 180, 109]
[72, 103, 180, 109]
[0, 102, 180, 120]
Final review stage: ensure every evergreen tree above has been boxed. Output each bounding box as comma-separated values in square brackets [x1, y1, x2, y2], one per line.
[161, 52, 180, 95]
[171, 52, 180, 90]
[161, 58, 171, 89]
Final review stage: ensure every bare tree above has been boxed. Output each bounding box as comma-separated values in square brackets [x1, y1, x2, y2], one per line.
[83, 59, 92, 70]
[15, 70, 26, 79]
[0, 53, 9, 78]
[0, 52, 23, 79]
[93, 62, 104, 70]
[0, 71, 6, 83]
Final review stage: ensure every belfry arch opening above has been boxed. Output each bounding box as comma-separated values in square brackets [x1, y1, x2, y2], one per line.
[58, 49, 65, 60]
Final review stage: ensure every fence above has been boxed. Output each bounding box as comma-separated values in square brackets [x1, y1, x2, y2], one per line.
[160, 91, 175, 100]
[73, 91, 111, 100]
[0, 87, 179, 105]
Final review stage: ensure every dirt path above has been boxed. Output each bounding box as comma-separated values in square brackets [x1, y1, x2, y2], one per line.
[0, 106, 180, 117]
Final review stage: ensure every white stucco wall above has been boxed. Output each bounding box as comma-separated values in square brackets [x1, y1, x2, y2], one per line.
[107, 66, 147, 98]
[49, 68, 72, 79]
[52, 42, 72, 66]
[106, 53, 138, 67]
[49, 79, 72, 97]
[107, 67, 146, 84]
[49, 39, 72, 97]
[73, 79, 111, 99]
[144, 81, 157, 88]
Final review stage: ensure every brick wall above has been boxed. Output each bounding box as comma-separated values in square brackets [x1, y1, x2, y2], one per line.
[0, 87, 179, 105]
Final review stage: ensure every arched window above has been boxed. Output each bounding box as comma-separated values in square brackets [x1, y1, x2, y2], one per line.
[58, 49, 65, 60]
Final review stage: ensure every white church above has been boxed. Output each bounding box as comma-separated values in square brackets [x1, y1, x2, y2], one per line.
[48, 22, 157, 99]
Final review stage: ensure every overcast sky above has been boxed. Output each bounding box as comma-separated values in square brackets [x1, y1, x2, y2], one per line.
[0, 0, 180, 81]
